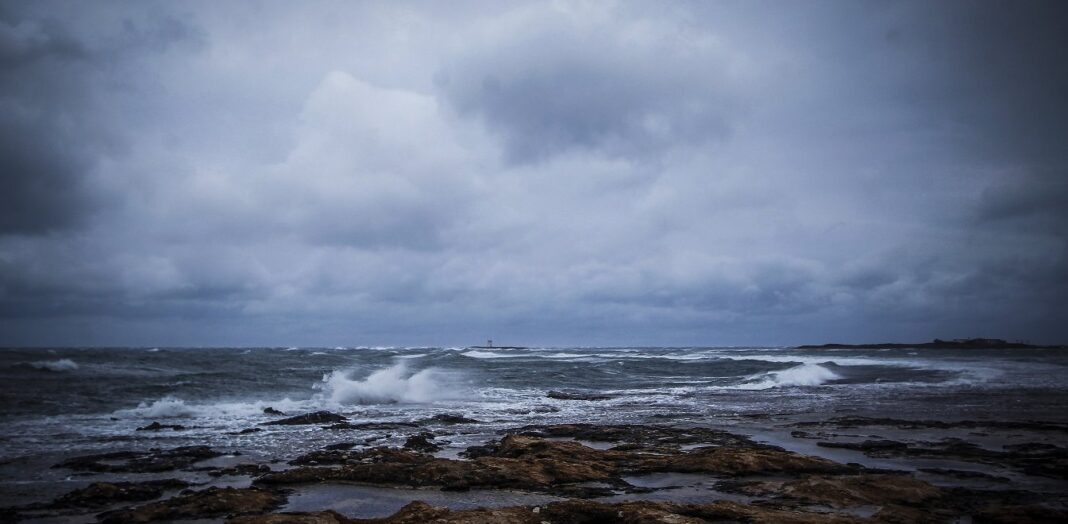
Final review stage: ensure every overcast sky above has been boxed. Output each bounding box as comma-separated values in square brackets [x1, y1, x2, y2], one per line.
[1, 0, 1066, 347]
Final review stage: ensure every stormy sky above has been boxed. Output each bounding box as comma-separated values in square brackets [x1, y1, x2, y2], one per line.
[1, 0, 1066, 347]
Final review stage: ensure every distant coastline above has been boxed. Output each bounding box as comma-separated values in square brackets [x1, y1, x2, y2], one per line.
[796, 338, 1065, 350]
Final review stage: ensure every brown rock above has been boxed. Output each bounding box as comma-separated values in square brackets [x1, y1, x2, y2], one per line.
[53, 446, 222, 473]
[98, 487, 285, 523]
[49, 479, 191, 508]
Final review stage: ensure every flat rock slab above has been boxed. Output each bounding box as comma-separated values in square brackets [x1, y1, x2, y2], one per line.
[98, 486, 286, 523]
[52, 446, 223, 473]
[264, 411, 348, 426]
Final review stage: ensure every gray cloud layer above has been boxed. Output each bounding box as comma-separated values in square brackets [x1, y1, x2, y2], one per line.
[0, 0, 1065, 346]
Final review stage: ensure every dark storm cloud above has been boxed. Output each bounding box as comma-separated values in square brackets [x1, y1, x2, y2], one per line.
[0, 11, 93, 233]
[438, 9, 738, 163]
[1, 1, 1066, 347]
[0, 5, 203, 235]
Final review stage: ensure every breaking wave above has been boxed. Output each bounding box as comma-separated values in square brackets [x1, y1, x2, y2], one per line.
[30, 359, 79, 372]
[318, 362, 456, 405]
[113, 396, 307, 419]
[733, 363, 841, 390]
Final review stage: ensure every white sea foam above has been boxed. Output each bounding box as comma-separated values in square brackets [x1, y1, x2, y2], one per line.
[318, 362, 456, 404]
[462, 350, 524, 359]
[30, 358, 79, 372]
[733, 363, 841, 390]
[114, 396, 307, 419]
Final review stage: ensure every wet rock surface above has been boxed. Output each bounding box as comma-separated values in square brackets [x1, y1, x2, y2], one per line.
[9, 422, 1066, 523]
[53, 445, 223, 473]
[231, 499, 868, 523]
[817, 437, 1068, 479]
[402, 433, 442, 453]
[546, 390, 615, 401]
[793, 416, 1068, 433]
[97, 486, 286, 523]
[264, 411, 348, 426]
[259, 431, 850, 497]
[50, 479, 193, 508]
[136, 421, 187, 431]
[420, 413, 481, 425]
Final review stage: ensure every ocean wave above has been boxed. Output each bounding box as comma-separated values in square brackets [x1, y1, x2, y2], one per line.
[113, 396, 307, 419]
[29, 359, 79, 372]
[318, 362, 458, 404]
[732, 363, 841, 390]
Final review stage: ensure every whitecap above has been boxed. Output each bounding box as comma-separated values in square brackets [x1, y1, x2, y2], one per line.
[318, 362, 458, 405]
[732, 363, 841, 390]
[29, 359, 79, 372]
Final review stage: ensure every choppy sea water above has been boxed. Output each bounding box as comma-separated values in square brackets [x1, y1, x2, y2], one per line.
[2, 345, 1068, 513]
[2, 345, 1067, 459]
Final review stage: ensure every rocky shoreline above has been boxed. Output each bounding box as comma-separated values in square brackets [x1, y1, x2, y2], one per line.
[3, 412, 1067, 523]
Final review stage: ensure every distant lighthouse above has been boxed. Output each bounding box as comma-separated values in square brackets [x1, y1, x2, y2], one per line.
[487, 339, 493, 348]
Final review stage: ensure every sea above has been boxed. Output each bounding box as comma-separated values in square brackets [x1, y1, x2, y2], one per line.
[2, 345, 1067, 511]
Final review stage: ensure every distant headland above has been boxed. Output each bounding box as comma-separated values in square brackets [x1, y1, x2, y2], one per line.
[796, 338, 1064, 350]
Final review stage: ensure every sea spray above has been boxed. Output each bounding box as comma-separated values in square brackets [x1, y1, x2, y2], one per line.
[734, 363, 841, 390]
[114, 396, 307, 419]
[318, 361, 458, 405]
[29, 358, 79, 372]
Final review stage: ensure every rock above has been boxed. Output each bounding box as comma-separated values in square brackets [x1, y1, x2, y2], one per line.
[235, 428, 263, 435]
[818, 436, 1068, 479]
[792, 416, 1068, 433]
[729, 473, 942, 507]
[817, 439, 909, 452]
[509, 423, 757, 449]
[402, 433, 441, 453]
[546, 390, 614, 401]
[972, 504, 1068, 524]
[322, 421, 417, 431]
[259, 433, 849, 496]
[53, 446, 222, 473]
[230, 499, 866, 524]
[263, 411, 347, 426]
[421, 414, 480, 425]
[97, 487, 285, 523]
[136, 421, 186, 431]
[208, 463, 272, 477]
[322, 442, 359, 451]
[918, 468, 1010, 483]
[263, 407, 285, 416]
[49, 479, 192, 508]
[230, 510, 354, 524]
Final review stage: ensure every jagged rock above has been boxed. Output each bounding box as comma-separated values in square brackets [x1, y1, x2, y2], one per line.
[402, 433, 441, 453]
[136, 421, 186, 431]
[729, 473, 942, 507]
[49, 479, 192, 508]
[918, 468, 1010, 483]
[53, 446, 222, 473]
[817, 436, 1068, 479]
[508, 423, 759, 449]
[420, 414, 480, 425]
[263, 407, 285, 416]
[793, 416, 1068, 433]
[322, 421, 417, 431]
[263, 411, 347, 425]
[818, 439, 909, 452]
[546, 390, 614, 401]
[229, 499, 867, 524]
[260, 434, 848, 496]
[208, 463, 272, 477]
[97, 487, 285, 523]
